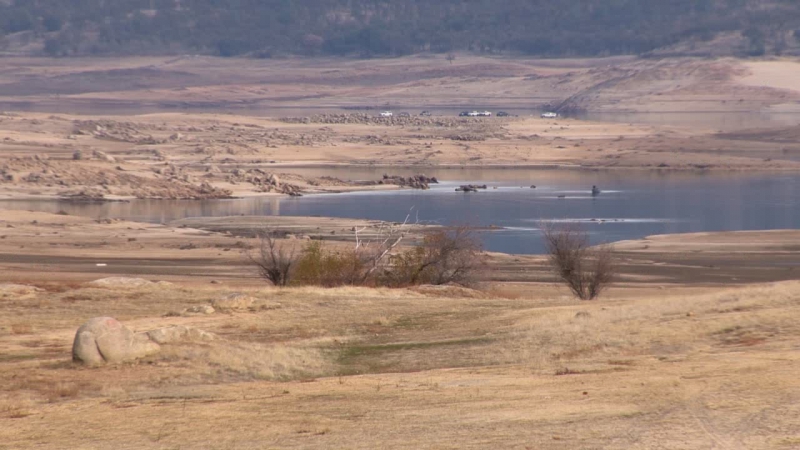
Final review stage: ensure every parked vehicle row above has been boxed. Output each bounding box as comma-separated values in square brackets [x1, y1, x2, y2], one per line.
[459, 110, 493, 117]
[379, 111, 431, 117]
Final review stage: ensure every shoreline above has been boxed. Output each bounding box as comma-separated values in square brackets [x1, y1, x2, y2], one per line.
[260, 161, 800, 173]
[0, 209, 797, 289]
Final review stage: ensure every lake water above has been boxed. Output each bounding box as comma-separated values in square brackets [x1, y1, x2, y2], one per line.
[2, 168, 799, 254]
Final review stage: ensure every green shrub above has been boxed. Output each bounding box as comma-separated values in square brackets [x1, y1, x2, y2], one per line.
[291, 242, 369, 287]
[250, 226, 485, 289]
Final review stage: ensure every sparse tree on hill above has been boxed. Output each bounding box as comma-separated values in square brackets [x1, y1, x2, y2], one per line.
[541, 222, 615, 300]
[247, 229, 297, 286]
[383, 226, 484, 287]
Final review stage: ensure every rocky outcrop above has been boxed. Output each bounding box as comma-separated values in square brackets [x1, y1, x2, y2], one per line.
[455, 184, 487, 192]
[212, 293, 256, 312]
[72, 317, 161, 366]
[225, 169, 304, 196]
[73, 120, 164, 145]
[183, 305, 215, 315]
[72, 318, 217, 366]
[146, 325, 216, 345]
[378, 174, 439, 190]
[88, 277, 171, 288]
[3, 157, 233, 200]
[280, 113, 495, 129]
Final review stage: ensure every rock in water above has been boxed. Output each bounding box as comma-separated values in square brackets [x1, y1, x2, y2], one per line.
[72, 317, 160, 365]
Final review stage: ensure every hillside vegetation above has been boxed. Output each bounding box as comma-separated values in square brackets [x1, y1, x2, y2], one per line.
[2, 0, 800, 57]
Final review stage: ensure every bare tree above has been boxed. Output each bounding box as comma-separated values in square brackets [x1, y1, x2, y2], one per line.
[446, 53, 456, 64]
[352, 208, 418, 284]
[383, 226, 485, 287]
[247, 230, 297, 286]
[541, 222, 615, 300]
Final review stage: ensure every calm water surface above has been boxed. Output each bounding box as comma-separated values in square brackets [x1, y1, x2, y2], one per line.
[1, 168, 798, 254]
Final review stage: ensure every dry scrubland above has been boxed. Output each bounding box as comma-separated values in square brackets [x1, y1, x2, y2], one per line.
[2, 277, 800, 448]
[1, 55, 800, 448]
[1, 212, 800, 448]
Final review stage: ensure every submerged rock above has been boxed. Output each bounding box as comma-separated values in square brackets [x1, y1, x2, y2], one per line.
[455, 184, 487, 192]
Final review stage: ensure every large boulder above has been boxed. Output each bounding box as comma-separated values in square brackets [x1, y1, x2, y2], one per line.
[72, 317, 160, 366]
[88, 277, 172, 289]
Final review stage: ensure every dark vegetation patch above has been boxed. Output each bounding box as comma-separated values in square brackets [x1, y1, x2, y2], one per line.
[4, 1, 800, 57]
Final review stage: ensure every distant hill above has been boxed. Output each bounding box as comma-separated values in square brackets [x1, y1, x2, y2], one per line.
[2, 0, 800, 58]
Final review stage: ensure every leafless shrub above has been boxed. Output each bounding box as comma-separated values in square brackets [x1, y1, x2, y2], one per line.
[541, 222, 615, 300]
[353, 210, 418, 283]
[246, 230, 297, 286]
[249, 212, 485, 289]
[383, 226, 484, 287]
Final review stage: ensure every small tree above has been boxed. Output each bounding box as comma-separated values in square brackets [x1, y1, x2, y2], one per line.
[291, 241, 368, 287]
[541, 222, 615, 300]
[247, 230, 297, 286]
[446, 53, 456, 64]
[383, 226, 484, 287]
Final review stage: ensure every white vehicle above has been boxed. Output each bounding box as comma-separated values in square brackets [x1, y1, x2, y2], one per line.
[478, 111, 492, 117]
[541, 112, 558, 119]
[379, 111, 393, 117]
[467, 111, 480, 117]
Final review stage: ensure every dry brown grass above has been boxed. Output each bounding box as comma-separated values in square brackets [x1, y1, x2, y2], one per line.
[0, 396, 34, 419]
[43, 383, 81, 404]
[1, 279, 799, 448]
[9, 323, 33, 335]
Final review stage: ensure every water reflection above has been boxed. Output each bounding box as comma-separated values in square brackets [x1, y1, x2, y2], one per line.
[1, 169, 798, 254]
